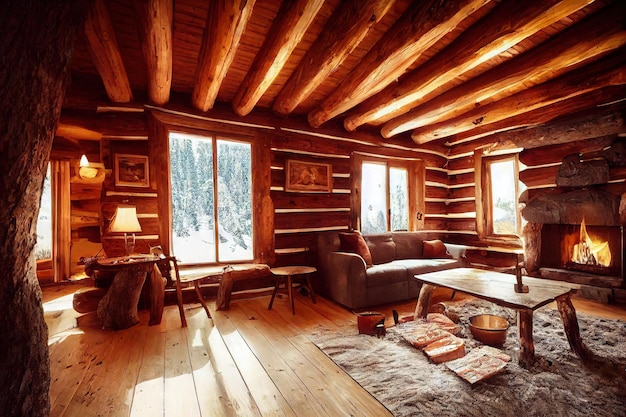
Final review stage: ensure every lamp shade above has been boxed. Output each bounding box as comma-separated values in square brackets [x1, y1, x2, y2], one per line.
[109, 205, 142, 233]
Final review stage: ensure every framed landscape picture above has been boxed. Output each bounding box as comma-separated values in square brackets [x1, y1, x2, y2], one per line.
[285, 159, 332, 193]
[114, 154, 150, 187]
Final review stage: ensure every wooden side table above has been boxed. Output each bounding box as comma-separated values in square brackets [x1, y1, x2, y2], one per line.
[90, 256, 165, 330]
[268, 266, 317, 315]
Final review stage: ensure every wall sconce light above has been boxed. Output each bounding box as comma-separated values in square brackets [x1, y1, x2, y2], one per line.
[77, 154, 106, 181]
[108, 205, 142, 256]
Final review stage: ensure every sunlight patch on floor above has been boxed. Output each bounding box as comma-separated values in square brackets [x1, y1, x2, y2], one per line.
[43, 293, 75, 313]
[48, 328, 84, 346]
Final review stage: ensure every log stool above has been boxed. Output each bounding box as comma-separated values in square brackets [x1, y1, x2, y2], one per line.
[268, 266, 317, 315]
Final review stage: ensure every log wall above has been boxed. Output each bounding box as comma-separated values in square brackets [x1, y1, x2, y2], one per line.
[270, 129, 449, 266]
[52, 103, 626, 279]
[53, 106, 450, 275]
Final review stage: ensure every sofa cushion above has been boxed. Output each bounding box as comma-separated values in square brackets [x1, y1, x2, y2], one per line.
[339, 231, 373, 266]
[365, 234, 396, 265]
[423, 239, 453, 259]
[398, 258, 464, 277]
[366, 262, 408, 287]
[393, 232, 424, 259]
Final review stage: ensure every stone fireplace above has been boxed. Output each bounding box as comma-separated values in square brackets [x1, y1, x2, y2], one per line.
[539, 222, 623, 286]
[520, 140, 626, 290]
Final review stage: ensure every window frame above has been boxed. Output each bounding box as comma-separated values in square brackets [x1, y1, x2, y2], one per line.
[351, 153, 425, 233]
[475, 149, 524, 244]
[36, 160, 72, 283]
[168, 130, 254, 265]
[147, 110, 273, 268]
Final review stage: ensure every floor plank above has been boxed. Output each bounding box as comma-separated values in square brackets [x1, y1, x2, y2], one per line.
[183, 311, 230, 417]
[129, 327, 165, 417]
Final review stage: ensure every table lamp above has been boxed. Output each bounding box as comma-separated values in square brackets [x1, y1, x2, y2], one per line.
[109, 205, 142, 256]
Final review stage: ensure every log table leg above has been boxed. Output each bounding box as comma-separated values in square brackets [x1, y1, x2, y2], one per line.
[556, 293, 590, 360]
[517, 309, 535, 369]
[414, 283, 435, 319]
[148, 264, 166, 326]
[97, 266, 149, 330]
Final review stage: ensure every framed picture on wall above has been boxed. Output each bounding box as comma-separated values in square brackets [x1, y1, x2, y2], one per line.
[114, 154, 150, 187]
[285, 159, 332, 193]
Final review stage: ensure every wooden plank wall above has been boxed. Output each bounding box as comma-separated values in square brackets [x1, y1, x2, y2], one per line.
[99, 136, 161, 257]
[270, 129, 450, 266]
[57, 108, 626, 276]
[48, 139, 105, 278]
[58, 109, 449, 270]
[270, 132, 351, 266]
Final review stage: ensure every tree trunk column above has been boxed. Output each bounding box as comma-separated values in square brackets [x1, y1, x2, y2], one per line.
[0, 1, 92, 415]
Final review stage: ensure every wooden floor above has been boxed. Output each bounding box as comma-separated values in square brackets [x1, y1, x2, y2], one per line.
[43, 283, 626, 417]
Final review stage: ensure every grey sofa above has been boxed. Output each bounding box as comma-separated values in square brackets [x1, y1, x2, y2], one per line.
[315, 231, 466, 310]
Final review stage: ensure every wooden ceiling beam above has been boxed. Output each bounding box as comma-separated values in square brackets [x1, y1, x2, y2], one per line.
[343, 0, 593, 132]
[232, 0, 325, 117]
[192, 0, 255, 112]
[307, 0, 492, 128]
[445, 85, 626, 148]
[133, 0, 173, 106]
[382, 2, 626, 138]
[412, 52, 626, 144]
[83, 0, 133, 103]
[272, 0, 395, 117]
[57, 109, 148, 140]
[446, 108, 625, 158]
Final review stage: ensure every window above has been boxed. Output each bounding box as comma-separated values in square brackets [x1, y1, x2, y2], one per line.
[476, 151, 525, 240]
[169, 132, 253, 264]
[35, 163, 52, 261]
[357, 156, 423, 233]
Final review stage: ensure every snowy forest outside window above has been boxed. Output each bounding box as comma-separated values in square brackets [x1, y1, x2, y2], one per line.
[360, 160, 410, 234]
[35, 162, 52, 261]
[169, 132, 253, 264]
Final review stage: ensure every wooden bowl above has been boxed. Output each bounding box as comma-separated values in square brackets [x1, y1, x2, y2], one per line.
[469, 314, 509, 346]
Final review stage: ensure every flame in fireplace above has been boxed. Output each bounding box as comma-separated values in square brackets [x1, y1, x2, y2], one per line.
[571, 218, 611, 267]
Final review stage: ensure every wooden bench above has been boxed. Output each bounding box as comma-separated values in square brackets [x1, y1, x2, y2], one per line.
[178, 263, 271, 310]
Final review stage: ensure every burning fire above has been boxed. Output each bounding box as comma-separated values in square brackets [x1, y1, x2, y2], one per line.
[571, 218, 611, 267]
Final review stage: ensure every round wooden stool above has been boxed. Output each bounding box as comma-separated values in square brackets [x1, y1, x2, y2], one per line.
[268, 266, 317, 315]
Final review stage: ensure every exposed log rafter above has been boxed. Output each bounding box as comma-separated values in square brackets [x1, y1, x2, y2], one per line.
[343, 0, 593, 132]
[133, 0, 173, 106]
[307, 0, 492, 128]
[412, 52, 626, 144]
[83, 0, 133, 103]
[192, 0, 256, 112]
[232, 0, 325, 117]
[272, 0, 395, 117]
[64, 0, 626, 149]
[445, 86, 626, 147]
[381, 2, 626, 139]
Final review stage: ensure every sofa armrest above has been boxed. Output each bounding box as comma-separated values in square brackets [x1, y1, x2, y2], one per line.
[324, 251, 368, 310]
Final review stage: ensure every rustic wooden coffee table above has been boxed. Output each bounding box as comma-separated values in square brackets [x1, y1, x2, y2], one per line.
[414, 267, 590, 368]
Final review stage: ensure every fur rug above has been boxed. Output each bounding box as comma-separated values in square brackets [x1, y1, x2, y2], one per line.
[308, 299, 626, 417]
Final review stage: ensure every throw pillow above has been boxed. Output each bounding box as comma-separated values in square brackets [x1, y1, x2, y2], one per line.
[339, 231, 373, 267]
[423, 239, 453, 259]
